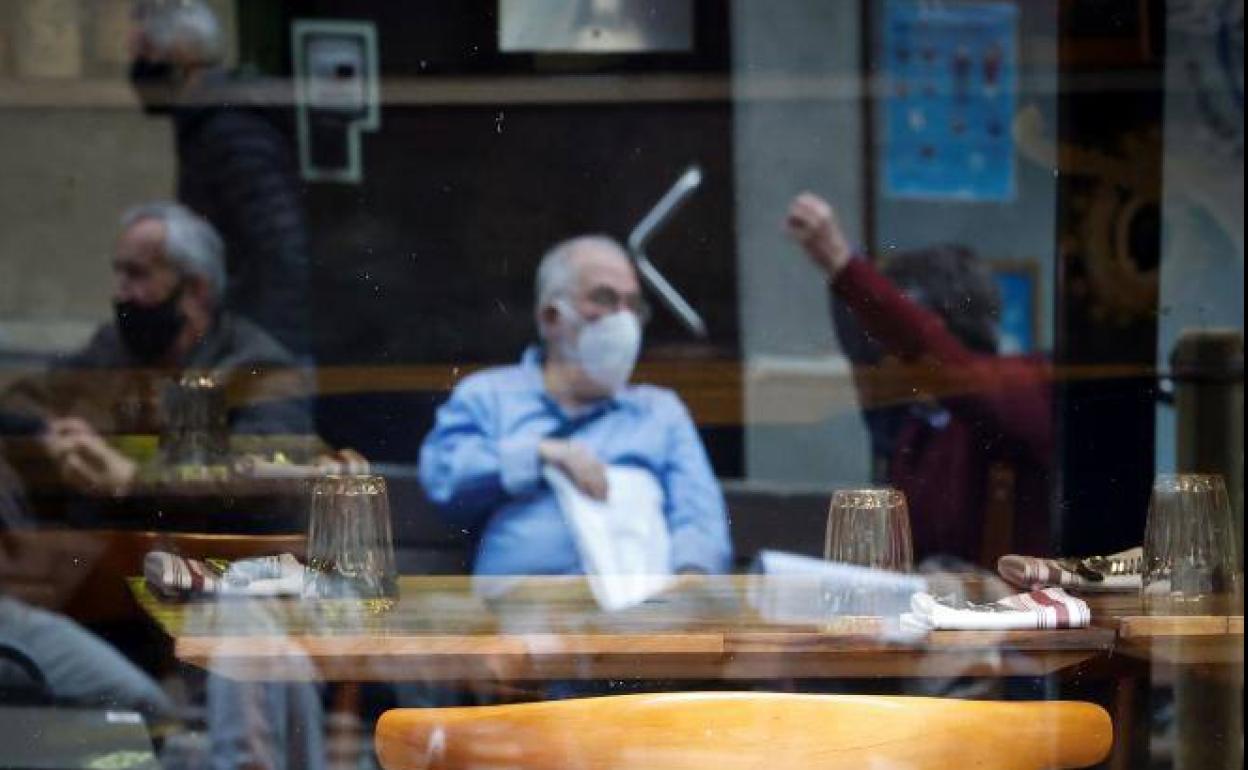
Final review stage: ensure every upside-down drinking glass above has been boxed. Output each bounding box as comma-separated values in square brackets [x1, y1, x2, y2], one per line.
[158, 371, 228, 471]
[1142, 473, 1243, 615]
[303, 474, 398, 612]
[822, 488, 915, 617]
[824, 487, 914, 572]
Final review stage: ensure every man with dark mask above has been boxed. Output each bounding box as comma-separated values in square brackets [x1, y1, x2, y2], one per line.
[127, 0, 312, 358]
[1, 202, 315, 496]
[0, 204, 359, 770]
[786, 192, 1054, 565]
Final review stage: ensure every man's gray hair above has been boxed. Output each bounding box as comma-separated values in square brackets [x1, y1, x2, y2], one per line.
[534, 234, 628, 311]
[135, 0, 225, 65]
[121, 202, 227, 299]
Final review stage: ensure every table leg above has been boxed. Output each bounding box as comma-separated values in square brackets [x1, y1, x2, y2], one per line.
[1173, 664, 1243, 770]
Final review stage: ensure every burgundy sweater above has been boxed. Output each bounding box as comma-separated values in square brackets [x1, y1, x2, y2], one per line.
[831, 259, 1054, 563]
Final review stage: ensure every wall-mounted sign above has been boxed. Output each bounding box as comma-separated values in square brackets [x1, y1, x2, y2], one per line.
[292, 20, 380, 184]
[882, 1, 1018, 202]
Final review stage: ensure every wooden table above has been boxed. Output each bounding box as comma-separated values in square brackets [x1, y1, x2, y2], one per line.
[131, 576, 1246, 684]
[129, 574, 1212, 684]
[129, 575, 1244, 769]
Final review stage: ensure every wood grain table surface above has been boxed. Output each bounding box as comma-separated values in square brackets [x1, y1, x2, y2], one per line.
[128, 574, 1240, 684]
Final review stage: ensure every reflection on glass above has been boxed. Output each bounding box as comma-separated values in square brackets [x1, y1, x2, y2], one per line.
[304, 474, 398, 612]
[158, 371, 228, 472]
[1143, 473, 1243, 615]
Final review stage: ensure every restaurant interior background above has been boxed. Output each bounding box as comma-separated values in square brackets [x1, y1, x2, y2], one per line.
[0, 0, 1243, 768]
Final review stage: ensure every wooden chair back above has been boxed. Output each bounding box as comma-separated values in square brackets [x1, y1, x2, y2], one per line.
[375, 692, 1112, 770]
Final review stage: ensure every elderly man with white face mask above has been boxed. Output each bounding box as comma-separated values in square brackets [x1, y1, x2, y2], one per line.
[420, 235, 732, 577]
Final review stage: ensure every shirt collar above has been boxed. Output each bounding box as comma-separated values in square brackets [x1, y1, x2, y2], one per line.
[521, 344, 631, 417]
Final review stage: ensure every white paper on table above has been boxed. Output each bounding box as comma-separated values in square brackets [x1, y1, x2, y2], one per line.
[750, 549, 928, 624]
[544, 464, 673, 612]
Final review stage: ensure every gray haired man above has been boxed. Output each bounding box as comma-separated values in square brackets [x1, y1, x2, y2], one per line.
[1, 201, 316, 496]
[128, 0, 312, 357]
[420, 235, 732, 577]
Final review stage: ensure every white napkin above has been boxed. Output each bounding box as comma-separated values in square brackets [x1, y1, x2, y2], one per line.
[144, 551, 305, 598]
[900, 586, 1091, 632]
[544, 465, 673, 612]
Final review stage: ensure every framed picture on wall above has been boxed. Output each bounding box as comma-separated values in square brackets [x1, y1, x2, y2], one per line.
[988, 260, 1039, 354]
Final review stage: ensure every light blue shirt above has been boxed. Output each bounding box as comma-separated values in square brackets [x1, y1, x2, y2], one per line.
[419, 347, 732, 576]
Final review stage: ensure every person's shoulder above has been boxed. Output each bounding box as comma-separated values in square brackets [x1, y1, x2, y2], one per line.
[218, 314, 298, 367]
[189, 96, 289, 152]
[453, 362, 527, 396]
[621, 383, 691, 419]
[61, 323, 129, 368]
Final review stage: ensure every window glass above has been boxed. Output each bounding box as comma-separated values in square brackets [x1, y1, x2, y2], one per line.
[1, 2, 1241, 768]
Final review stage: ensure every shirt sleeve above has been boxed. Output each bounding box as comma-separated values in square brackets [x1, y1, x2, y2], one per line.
[658, 394, 733, 574]
[419, 379, 544, 530]
[831, 258, 1053, 463]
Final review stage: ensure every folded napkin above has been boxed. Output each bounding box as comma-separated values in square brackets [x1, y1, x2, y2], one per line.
[997, 547, 1142, 593]
[144, 551, 304, 599]
[901, 586, 1091, 631]
[544, 465, 673, 612]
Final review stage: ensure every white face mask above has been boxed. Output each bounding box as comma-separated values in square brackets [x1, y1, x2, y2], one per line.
[555, 303, 643, 394]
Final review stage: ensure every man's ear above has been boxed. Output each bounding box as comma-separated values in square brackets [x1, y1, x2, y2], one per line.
[539, 302, 571, 341]
[538, 302, 561, 328]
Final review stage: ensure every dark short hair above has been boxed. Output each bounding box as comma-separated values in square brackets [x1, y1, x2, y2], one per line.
[882, 244, 1001, 354]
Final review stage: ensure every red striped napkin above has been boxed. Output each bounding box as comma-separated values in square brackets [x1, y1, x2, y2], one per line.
[900, 586, 1091, 631]
[997, 548, 1141, 593]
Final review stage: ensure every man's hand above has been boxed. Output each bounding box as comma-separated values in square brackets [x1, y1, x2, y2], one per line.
[539, 439, 608, 501]
[40, 417, 137, 496]
[785, 192, 852, 279]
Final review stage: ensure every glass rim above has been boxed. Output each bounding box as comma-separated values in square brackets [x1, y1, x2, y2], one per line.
[1152, 473, 1228, 492]
[310, 473, 389, 494]
[829, 487, 906, 509]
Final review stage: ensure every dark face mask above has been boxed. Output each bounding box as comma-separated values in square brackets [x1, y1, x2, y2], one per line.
[128, 57, 178, 114]
[114, 284, 186, 363]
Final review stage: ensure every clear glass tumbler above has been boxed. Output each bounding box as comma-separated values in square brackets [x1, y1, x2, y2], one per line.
[158, 371, 228, 471]
[304, 474, 398, 612]
[824, 487, 914, 571]
[1142, 473, 1243, 615]
[823, 488, 914, 617]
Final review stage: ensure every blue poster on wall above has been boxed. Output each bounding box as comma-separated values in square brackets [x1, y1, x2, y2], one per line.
[882, 0, 1018, 202]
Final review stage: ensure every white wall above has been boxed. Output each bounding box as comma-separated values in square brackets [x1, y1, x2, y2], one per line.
[0, 105, 173, 354]
[732, 0, 872, 485]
